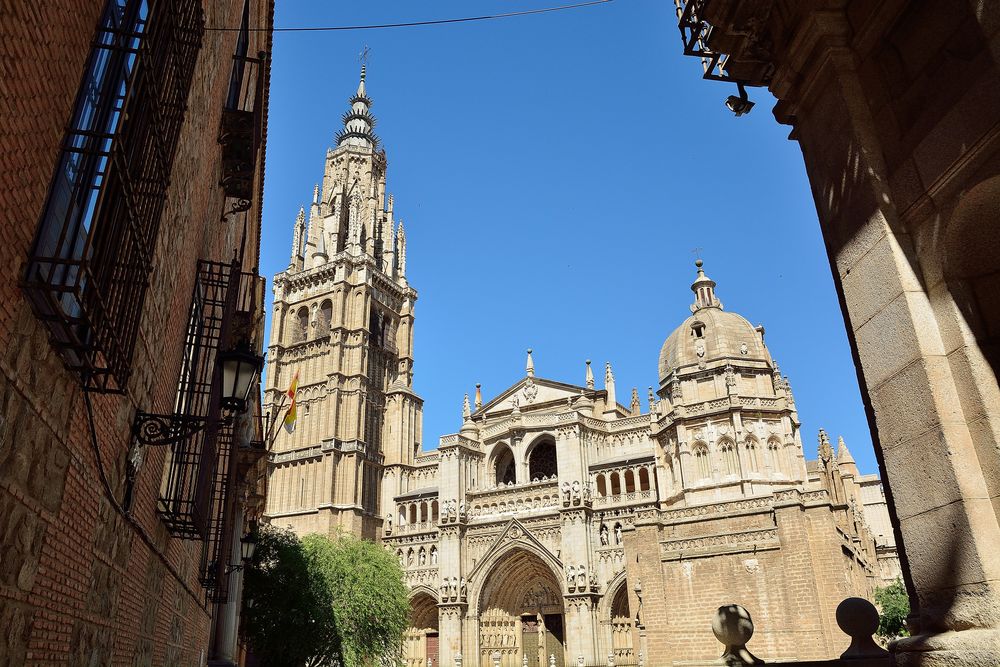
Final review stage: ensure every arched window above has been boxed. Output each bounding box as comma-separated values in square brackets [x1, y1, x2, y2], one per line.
[493, 444, 516, 486]
[419, 502, 428, 523]
[431, 500, 439, 521]
[745, 438, 760, 472]
[768, 439, 785, 475]
[408, 504, 417, 525]
[694, 445, 710, 479]
[624, 469, 636, 493]
[398, 506, 406, 525]
[720, 440, 739, 476]
[296, 306, 308, 342]
[317, 299, 333, 336]
[638, 468, 651, 492]
[528, 438, 558, 480]
[610, 472, 622, 495]
[596, 474, 607, 497]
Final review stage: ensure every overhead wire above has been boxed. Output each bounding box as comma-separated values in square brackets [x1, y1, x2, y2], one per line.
[205, 0, 613, 32]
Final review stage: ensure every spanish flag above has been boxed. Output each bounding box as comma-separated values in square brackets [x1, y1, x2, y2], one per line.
[283, 371, 299, 433]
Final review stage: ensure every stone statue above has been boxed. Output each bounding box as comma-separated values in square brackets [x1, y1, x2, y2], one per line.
[431, 548, 438, 565]
[440, 580, 448, 598]
[460, 577, 468, 600]
[572, 480, 581, 503]
[419, 549, 426, 566]
[589, 573, 598, 590]
[583, 482, 592, 503]
[459, 501, 467, 519]
[407, 550, 414, 566]
[577, 564, 587, 589]
[567, 565, 576, 589]
[385, 513, 393, 533]
[615, 523, 623, 545]
[398, 552, 404, 567]
[600, 523, 610, 546]
[561, 482, 571, 505]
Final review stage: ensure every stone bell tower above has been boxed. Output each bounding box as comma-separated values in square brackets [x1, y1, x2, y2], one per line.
[264, 66, 423, 539]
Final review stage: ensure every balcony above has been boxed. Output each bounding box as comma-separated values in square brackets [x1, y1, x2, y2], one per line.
[219, 52, 266, 204]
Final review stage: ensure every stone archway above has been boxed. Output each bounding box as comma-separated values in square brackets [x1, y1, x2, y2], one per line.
[404, 590, 439, 666]
[607, 580, 637, 664]
[477, 548, 565, 667]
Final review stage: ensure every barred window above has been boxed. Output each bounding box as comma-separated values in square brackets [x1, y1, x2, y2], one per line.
[22, 0, 203, 392]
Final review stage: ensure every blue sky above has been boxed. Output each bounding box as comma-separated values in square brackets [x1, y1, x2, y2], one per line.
[260, 0, 879, 474]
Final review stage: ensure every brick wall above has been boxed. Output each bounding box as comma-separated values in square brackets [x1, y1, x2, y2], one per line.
[624, 496, 870, 664]
[0, 0, 272, 663]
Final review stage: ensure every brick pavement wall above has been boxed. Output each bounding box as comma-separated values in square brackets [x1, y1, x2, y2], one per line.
[0, 1, 271, 664]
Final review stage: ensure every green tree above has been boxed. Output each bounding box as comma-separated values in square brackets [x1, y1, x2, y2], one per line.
[241, 526, 342, 667]
[302, 532, 409, 666]
[874, 578, 910, 641]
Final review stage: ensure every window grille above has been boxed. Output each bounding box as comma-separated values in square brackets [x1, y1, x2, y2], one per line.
[201, 273, 265, 603]
[157, 260, 239, 539]
[22, 0, 203, 393]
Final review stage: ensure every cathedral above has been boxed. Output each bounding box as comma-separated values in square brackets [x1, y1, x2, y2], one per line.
[263, 68, 900, 667]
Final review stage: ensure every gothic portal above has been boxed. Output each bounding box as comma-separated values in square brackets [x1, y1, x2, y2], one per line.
[265, 68, 900, 666]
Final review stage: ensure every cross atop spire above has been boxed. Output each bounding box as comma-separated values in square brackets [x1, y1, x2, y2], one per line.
[336, 62, 378, 148]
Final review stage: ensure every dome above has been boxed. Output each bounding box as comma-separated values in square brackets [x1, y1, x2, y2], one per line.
[658, 261, 771, 384]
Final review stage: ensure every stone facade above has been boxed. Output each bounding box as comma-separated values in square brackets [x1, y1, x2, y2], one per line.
[0, 1, 272, 664]
[266, 70, 899, 666]
[264, 65, 421, 541]
[670, 3, 1000, 665]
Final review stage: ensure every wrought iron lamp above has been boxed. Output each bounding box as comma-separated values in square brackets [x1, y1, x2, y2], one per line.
[225, 531, 259, 574]
[724, 82, 755, 116]
[240, 530, 258, 562]
[219, 338, 264, 413]
[131, 339, 264, 448]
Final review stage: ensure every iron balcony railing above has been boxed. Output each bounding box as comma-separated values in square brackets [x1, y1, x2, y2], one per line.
[219, 51, 266, 204]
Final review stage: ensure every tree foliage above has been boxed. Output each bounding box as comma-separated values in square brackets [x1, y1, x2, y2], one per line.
[241, 527, 408, 666]
[302, 533, 409, 666]
[874, 578, 910, 640]
[241, 526, 341, 667]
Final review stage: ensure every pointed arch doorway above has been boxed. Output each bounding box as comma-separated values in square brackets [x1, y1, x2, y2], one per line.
[477, 548, 565, 667]
[404, 591, 439, 666]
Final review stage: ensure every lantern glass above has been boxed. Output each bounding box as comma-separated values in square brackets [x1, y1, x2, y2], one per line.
[219, 340, 263, 413]
[241, 532, 258, 561]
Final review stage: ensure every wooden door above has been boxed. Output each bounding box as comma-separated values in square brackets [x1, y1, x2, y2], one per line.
[426, 632, 439, 667]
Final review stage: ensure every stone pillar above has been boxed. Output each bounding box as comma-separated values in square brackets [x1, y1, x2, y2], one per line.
[439, 604, 465, 667]
[564, 595, 598, 662]
[437, 438, 466, 666]
[767, 10, 1000, 664]
[208, 505, 245, 667]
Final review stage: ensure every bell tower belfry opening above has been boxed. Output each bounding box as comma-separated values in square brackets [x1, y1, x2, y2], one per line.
[264, 66, 422, 539]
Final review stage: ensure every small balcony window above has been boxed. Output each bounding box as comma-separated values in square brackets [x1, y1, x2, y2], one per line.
[219, 1, 266, 203]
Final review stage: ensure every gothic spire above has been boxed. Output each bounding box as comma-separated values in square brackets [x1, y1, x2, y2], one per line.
[475, 383, 483, 411]
[336, 64, 379, 149]
[837, 436, 856, 466]
[604, 362, 616, 409]
[585, 359, 594, 390]
[290, 206, 305, 270]
[690, 259, 723, 312]
[526, 349, 535, 378]
[630, 387, 641, 415]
